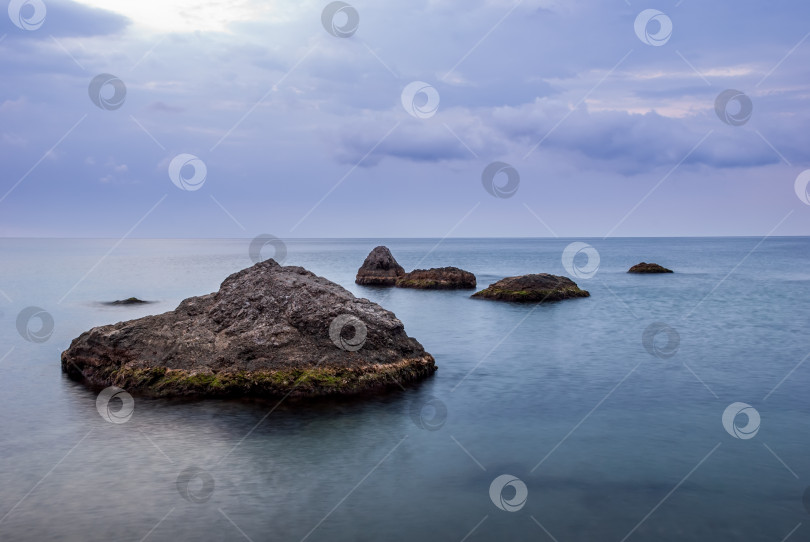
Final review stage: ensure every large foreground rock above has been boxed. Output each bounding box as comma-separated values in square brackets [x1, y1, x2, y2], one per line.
[396, 267, 476, 289]
[628, 262, 673, 274]
[472, 274, 590, 302]
[355, 246, 405, 286]
[62, 260, 436, 398]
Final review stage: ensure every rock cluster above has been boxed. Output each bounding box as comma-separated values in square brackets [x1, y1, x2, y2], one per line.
[356, 246, 476, 290]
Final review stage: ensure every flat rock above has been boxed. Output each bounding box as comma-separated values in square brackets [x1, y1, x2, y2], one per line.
[396, 267, 476, 289]
[628, 262, 673, 274]
[105, 297, 152, 306]
[62, 260, 435, 398]
[472, 274, 590, 302]
[355, 246, 405, 286]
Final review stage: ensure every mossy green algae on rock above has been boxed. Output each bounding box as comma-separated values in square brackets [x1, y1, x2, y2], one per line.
[472, 273, 590, 302]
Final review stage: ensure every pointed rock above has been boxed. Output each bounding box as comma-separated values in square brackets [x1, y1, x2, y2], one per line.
[355, 246, 406, 286]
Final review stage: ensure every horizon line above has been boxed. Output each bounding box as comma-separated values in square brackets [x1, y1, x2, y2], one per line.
[0, 235, 808, 240]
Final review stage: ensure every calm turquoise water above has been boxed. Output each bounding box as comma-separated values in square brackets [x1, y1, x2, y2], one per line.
[1, 238, 809, 541]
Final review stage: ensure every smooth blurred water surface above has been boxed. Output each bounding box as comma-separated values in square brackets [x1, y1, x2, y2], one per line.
[1, 237, 809, 541]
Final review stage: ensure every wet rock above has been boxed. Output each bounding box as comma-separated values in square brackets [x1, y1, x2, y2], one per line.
[62, 260, 435, 398]
[472, 274, 590, 302]
[628, 262, 673, 274]
[105, 297, 152, 306]
[396, 267, 476, 290]
[355, 246, 406, 286]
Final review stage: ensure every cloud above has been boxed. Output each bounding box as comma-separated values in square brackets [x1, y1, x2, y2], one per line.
[1, 0, 809, 236]
[333, 97, 785, 173]
[335, 120, 470, 166]
[1, 0, 129, 38]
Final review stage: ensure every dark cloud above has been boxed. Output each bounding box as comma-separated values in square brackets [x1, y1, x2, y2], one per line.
[335, 121, 470, 166]
[335, 101, 785, 173]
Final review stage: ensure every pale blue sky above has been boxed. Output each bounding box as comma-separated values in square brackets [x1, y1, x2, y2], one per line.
[1, 0, 809, 237]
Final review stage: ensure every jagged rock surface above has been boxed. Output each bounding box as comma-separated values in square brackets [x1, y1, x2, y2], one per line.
[62, 260, 435, 397]
[355, 246, 406, 286]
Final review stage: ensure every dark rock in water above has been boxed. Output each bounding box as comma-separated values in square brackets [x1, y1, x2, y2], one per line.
[355, 246, 405, 286]
[472, 274, 590, 302]
[628, 262, 673, 274]
[106, 297, 152, 306]
[62, 260, 436, 398]
[396, 267, 476, 290]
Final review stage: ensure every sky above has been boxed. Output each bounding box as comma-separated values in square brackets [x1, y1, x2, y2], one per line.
[0, 0, 809, 238]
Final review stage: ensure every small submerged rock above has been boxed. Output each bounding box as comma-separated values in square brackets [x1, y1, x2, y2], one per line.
[105, 297, 152, 306]
[355, 246, 405, 286]
[628, 262, 673, 274]
[472, 274, 590, 302]
[62, 260, 435, 398]
[396, 267, 476, 290]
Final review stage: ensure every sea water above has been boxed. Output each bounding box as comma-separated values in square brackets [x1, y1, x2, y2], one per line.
[0, 237, 808, 541]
